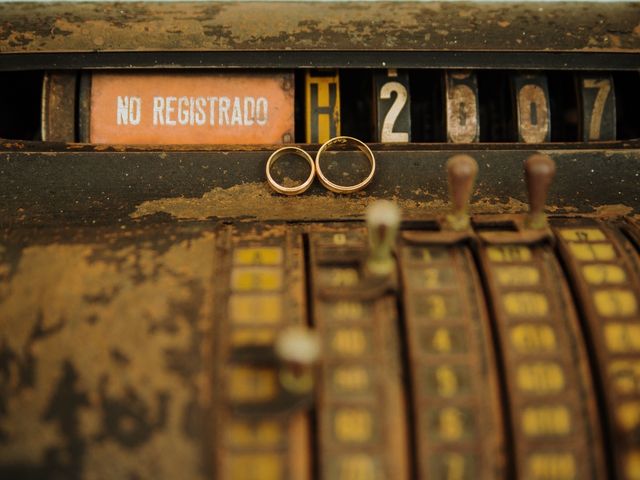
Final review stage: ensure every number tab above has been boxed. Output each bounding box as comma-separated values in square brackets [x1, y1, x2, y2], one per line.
[305, 70, 341, 143]
[513, 74, 551, 143]
[445, 71, 480, 143]
[373, 69, 411, 142]
[579, 75, 616, 141]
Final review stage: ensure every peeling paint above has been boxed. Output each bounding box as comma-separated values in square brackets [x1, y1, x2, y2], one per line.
[129, 182, 566, 222]
[593, 203, 634, 218]
[0, 233, 215, 478]
[0, 2, 638, 53]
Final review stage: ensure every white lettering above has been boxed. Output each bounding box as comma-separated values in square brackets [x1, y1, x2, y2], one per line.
[153, 97, 164, 125]
[119, 95, 269, 129]
[117, 96, 129, 125]
[178, 96, 189, 125]
[165, 97, 176, 126]
[128, 97, 141, 125]
[231, 97, 243, 125]
[243, 97, 255, 126]
[219, 97, 230, 125]
[256, 97, 268, 126]
[209, 97, 218, 126]
[189, 97, 195, 125]
[195, 97, 206, 126]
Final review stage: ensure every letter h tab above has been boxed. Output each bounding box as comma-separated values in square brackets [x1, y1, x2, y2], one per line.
[305, 70, 341, 143]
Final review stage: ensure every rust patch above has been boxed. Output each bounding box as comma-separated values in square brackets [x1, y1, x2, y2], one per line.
[130, 182, 547, 222]
[0, 233, 215, 478]
[0, 2, 639, 53]
[593, 203, 634, 218]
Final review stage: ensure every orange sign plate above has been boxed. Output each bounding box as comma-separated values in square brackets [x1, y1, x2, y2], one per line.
[89, 72, 294, 144]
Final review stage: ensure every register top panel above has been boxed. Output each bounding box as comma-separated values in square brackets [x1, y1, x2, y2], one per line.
[1, 1, 639, 54]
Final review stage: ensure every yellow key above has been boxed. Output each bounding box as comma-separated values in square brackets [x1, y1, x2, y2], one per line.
[582, 264, 626, 285]
[487, 245, 532, 263]
[605, 323, 640, 353]
[325, 268, 359, 287]
[229, 294, 282, 324]
[595, 290, 638, 318]
[231, 267, 283, 292]
[228, 453, 283, 480]
[516, 362, 565, 394]
[625, 451, 640, 480]
[231, 328, 276, 347]
[503, 292, 549, 317]
[617, 402, 640, 432]
[233, 247, 283, 266]
[569, 242, 616, 261]
[228, 367, 277, 401]
[522, 406, 571, 436]
[442, 453, 467, 480]
[609, 360, 640, 395]
[526, 453, 576, 480]
[437, 407, 466, 441]
[510, 324, 557, 354]
[331, 328, 368, 356]
[328, 301, 365, 321]
[435, 365, 460, 397]
[338, 454, 376, 480]
[334, 408, 373, 443]
[332, 366, 370, 393]
[496, 265, 541, 286]
[560, 228, 606, 242]
[420, 294, 448, 320]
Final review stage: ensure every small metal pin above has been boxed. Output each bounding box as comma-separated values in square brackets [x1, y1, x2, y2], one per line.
[524, 154, 556, 229]
[446, 154, 478, 231]
[274, 326, 320, 395]
[365, 200, 401, 277]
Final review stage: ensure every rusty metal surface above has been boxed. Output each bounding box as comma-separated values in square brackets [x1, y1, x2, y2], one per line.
[1, 2, 639, 55]
[212, 225, 311, 480]
[1, 146, 639, 227]
[552, 220, 640, 479]
[1, 215, 639, 479]
[0, 223, 216, 479]
[41, 72, 77, 143]
[445, 71, 480, 144]
[398, 239, 505, 479]
[477, 238, 606, 479]
[309, 226, 408, 480]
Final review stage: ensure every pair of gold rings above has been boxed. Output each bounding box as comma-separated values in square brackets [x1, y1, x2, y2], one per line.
[266, 136, 376, 195]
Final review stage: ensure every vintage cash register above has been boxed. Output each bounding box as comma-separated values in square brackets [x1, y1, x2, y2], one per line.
[0, 2, 639, 479]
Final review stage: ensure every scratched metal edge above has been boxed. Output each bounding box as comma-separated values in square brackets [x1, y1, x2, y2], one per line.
[0, 2, 639, 54]
[1, 51, 640, 71]
[2, 140, 639, 153]
[0, 149, 639, 226]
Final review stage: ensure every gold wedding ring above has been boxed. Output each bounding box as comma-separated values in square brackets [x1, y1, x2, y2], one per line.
[266, 147, 316, 195]
[315, 136, 376, 194]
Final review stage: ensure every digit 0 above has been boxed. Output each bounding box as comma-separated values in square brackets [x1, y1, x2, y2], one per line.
[514, 74, 551, 143]
[445, 70, 479, 143]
